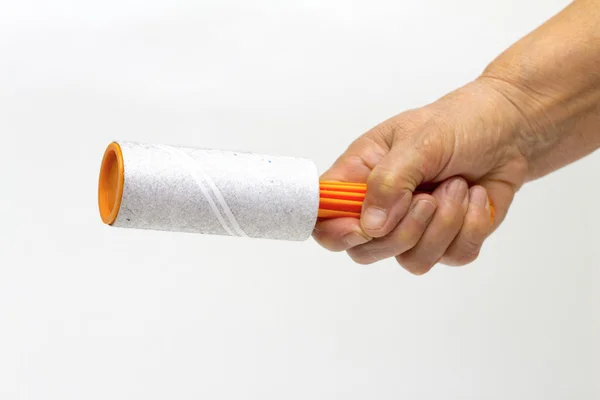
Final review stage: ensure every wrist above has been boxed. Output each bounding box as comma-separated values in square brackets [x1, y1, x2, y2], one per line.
[475, 71, 558, 163]
[474, 0, 600, 180]
[478, 61, 600, 181]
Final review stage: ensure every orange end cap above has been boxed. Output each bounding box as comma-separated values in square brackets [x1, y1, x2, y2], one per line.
[98, 142, 124, 225]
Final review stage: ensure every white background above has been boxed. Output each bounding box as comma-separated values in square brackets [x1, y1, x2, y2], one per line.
[0, 0, 598, 399]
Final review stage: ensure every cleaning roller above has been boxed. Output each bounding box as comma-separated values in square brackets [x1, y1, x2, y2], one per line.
[98, 141, 494, 241]
[98, 141, 322, 241]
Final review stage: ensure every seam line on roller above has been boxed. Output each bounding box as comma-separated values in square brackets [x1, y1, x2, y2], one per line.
[199, 168, 250, 238]
[161, 146, 236, 236]
[161, 146, 248, 237]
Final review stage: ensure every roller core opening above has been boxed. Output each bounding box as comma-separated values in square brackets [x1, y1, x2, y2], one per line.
[98, 142, 124, 225]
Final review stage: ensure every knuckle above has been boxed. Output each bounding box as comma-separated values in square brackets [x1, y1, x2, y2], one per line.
[447, 240, 481, 265]
[461, 234, 482, 253]
[395, 229, 410, 244]
[384, 119, 414, 142]
[395, 227, 420, 249]
[396, 255, 435, 275]
[437, 191, 470, 222]
[415, 131, 439, 156]
[368, 169, 398, 195]
[415, 130, 448, 166]
[368, 125, 395, 149]
[412, 262, 435, 275]
[341, 152, 383, 174]
[312, 232, 346, 252]
[341, 154, 366, 169]
[451, 250, 480, 266]
[348, 249, 377, 265]
[462, 208, 490, 233]
[437, 208, 459, 228]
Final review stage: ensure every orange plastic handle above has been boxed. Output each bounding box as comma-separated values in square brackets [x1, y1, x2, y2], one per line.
[318, 181, 495, 224]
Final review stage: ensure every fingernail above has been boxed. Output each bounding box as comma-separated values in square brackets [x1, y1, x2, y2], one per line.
[410, 199, 436, 223]
[471, 186, 488, 208]
[343, 232, 369, 247]
[362, 207, 387, 230]
[447, 178, 468, 201]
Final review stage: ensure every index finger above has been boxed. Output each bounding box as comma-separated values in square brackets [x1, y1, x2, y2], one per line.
[319, 134, 389, 182]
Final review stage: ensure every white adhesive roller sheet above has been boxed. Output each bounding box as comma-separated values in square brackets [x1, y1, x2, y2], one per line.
[98, 141, 321, 241]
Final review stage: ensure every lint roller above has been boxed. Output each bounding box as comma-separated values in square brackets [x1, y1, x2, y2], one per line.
[98, 141, 494, 241]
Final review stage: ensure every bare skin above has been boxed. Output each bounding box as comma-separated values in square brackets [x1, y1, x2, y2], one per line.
[312, 0, 600, 274]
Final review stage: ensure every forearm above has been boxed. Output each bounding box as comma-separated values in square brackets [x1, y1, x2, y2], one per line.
[479, 0, 600, 181]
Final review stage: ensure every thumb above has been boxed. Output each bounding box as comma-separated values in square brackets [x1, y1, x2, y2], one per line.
[361, 130, 447, 238]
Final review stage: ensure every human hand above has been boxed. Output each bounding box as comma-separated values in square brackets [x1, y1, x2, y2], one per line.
[313, 0, 600, 274]
[313, 78, 531, 274]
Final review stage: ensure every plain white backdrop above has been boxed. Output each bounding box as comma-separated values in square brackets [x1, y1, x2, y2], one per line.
[0, 0, 598, 399]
